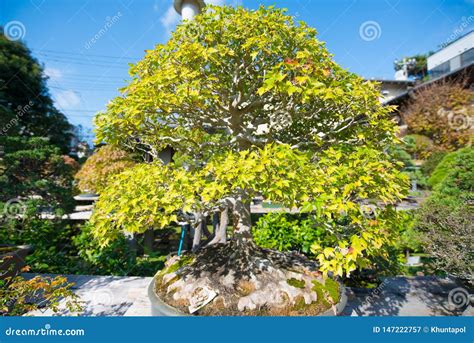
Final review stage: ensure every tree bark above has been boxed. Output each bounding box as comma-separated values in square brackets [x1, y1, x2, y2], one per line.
[207, 207, 228, 245]
[144, 228, 154, 254]
[192, 213, 204, 252]
[232, 196, 253, 246]
[124, 231, 137, 264]
[201, 216, 211, 239]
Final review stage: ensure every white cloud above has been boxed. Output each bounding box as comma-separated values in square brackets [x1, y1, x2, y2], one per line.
[206, 0, 225, 5]
[44, 67, 62, 81]
[55, 90, 81, 109]
[160, 6, 180, 33]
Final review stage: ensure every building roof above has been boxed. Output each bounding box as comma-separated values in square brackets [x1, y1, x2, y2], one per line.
[383, 61, 474, 107]
[435, 29, 474, 54]
[371, 79, 416, 86]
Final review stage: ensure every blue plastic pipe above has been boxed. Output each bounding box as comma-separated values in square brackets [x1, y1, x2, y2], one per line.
[177, 223, 187, 256]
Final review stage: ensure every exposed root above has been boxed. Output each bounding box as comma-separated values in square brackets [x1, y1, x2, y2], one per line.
[155, 241, 340, 316]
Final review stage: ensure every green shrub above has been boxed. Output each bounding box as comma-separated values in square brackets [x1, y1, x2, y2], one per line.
[403, 134, 434, 160]
[421, 151, 447, 177]
[0, 210, 80, 274]
[395, 212, 423, 253]
[416, 146, 473, 283]
[74, 223, 166, 276]
[252, 213, 320, 255]
[253, 211, 407, 279]
[428, 147, 473, 188]
[0, 137, 77, 212]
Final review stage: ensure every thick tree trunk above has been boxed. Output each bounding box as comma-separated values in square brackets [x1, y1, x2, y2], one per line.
[207, 207, 228, 245]
[124, 232, 137, 264]
[144, 228, 154, 254]
[232, 196, 253, 246]
[201, 217, 211, 239]
[192, 214, 204, 252]
[184, 223, 192, 251]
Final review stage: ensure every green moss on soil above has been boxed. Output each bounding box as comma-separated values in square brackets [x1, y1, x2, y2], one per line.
[160, 255, 194, 276]
[312, 278, 340, 306]
[287, 278, 306, 289]
[324, 278, 340, 304]
[293, 295, 307, 310]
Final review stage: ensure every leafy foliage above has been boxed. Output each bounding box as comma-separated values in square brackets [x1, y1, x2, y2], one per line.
[75, 145, 137, 193]
[428, 147, 473, 188]
[421, 150, 447, 178]
[0, 136, 77, 212]
[253, 213, 316, 254]
[95, 6, 396, 155]
[402, 134, 435, 160]
[94, 144, 408, 277]
[401, 80, 473, 151]
[0, 270, 82, 316]
[0, 31, 73, 153]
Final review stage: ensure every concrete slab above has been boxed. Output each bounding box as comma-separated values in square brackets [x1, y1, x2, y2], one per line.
[342, 276, 471, 316]
[24, 274, 153, 316]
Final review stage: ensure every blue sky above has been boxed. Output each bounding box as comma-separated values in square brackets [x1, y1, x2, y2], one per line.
[1, 0, 473, 139]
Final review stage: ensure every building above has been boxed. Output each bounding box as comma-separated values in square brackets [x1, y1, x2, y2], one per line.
[428, 30, 474, 78]
[375, 79, 415, 104]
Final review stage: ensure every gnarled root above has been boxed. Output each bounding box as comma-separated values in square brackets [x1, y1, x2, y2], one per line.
[155, 241, 341, 316]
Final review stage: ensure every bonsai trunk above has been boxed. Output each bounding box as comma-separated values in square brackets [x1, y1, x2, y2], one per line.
[232, 196, 254, 246]
[144, 228, 154, 254]
[192, 213, 204, 252]
[207, 207, 228, 245]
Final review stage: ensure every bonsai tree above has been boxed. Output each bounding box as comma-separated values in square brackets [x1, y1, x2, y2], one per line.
[75, 145, 136, 193]
[93, 6, 407, 315]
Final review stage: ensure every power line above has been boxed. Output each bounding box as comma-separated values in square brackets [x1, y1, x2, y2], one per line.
[46, 71, 129, 80]
[36, 52, 135, 67]
[32, 48, 142, 61]
[49, 85, 119, 92]
[38, 57, 131, 69]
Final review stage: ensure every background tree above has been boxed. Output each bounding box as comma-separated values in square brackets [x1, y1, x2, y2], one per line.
[394, 54, 429, 80]
[93, 5, 407, 315]
[0, 30, 73, 153]
[75, 145, 137, 193]
[0, 136, 77, 211]
[400, 79, 473, 151]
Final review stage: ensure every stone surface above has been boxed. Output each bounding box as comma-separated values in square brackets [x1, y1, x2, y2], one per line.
[341, 276, 471, 316]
